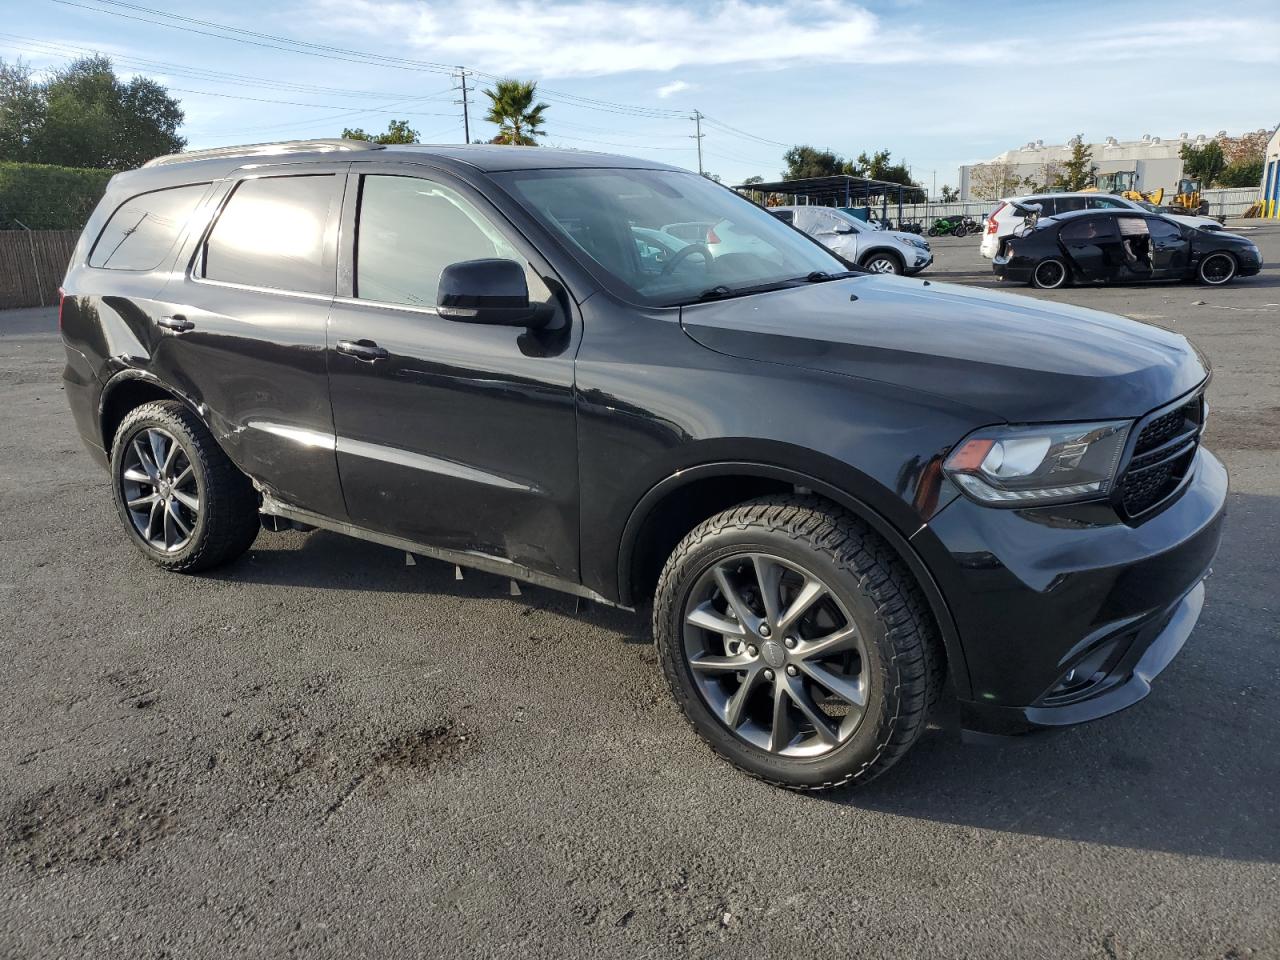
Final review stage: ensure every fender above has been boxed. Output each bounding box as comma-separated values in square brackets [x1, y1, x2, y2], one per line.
[97, 368, 210, 450]
[617, 460, 972, 699]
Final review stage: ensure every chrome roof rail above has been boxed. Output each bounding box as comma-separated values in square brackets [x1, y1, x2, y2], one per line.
[142, 139, 385, 168]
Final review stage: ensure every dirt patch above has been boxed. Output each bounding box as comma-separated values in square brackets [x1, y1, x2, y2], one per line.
[326, 723, 471, 818]
[4, 760, 179, 875]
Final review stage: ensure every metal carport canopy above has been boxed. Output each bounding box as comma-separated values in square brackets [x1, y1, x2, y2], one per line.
[731, 174, 918, 218]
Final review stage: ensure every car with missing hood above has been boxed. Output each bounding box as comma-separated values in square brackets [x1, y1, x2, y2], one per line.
[60, 141, 1225, 791]
[769, 204, 933, 275]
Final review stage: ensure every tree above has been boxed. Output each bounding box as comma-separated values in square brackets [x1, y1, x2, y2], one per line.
[1056, 135, 1095, 191]
[741, 174, 764, 185]
[1218, 157, 1263, 188]
[342, 119, 418, 144]
[781, 145, 844, 180]
[483, 79, 548, 146]
[1179, 140, 1225, 185]
[939, 185, 959, 202]
[968, 162, 1033, 201]
[0, 55, 184, 169]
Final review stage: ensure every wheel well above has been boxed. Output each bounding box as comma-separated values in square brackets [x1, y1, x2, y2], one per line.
[100, 379, 183, 450]
[860, 247, 903, 268]
[628, 475, 792, 604]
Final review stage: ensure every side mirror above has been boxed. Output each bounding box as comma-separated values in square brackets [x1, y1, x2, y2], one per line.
[437, 258, 546, 327]
[834, 226, 855, 234]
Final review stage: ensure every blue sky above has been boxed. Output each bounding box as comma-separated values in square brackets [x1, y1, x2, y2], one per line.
[5, 0, 1278, 190]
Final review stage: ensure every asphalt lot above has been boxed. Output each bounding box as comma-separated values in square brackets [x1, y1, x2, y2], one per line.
[2, 225, 1278, 959]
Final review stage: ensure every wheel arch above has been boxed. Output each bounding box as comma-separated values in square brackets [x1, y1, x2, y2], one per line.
[617, 460, 971, 698]
[859, 246, 904, 271]
[98, 370, 206, 452]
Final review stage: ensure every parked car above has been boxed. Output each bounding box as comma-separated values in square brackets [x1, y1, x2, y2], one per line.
[980, 192, 1224, 259]
[770, 205, 932, 274]
[993, 208, 1262, 288]
[62, 140, 1225, 791]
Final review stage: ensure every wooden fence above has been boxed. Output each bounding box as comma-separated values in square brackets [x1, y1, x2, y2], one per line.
[0, 230, 79, 310]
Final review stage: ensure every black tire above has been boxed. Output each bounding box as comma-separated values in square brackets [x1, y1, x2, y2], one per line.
[953, 224, 968, 238]
[109, 400, 259, 572]
[1031, 258, 1069, 289]
[1197, 251, 1237, 286]
[861, 250, 903, 275]
[926, 226, 939, 237]
[653, 495, 943, 792]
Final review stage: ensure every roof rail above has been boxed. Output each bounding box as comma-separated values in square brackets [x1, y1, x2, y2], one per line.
[142, 138, 385, 168]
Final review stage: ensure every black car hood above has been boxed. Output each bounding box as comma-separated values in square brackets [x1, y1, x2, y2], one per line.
[680, 275, 1206, 423]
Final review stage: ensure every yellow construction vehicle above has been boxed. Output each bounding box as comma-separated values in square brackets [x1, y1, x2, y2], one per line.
[1082, 171, 1164, 205]
[1170, 177, 1206, 215]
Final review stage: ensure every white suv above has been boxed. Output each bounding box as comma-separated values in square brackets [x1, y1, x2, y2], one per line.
[979, 192, 1222, 259]
[771, 206, 933, 275]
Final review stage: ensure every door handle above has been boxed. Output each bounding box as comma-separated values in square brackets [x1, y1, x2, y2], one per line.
[336, 339, 389, 362]
[158, 314, 194, 333]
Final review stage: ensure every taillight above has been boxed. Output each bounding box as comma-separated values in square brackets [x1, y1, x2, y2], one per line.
[58, 288, 66, 331]
[987, 202, 1005, 233]
[706, 226, 721, 244]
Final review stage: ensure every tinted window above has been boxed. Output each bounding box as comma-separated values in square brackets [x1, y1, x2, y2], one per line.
[1029, 197, 1056, 216]
[770, 210, 794, 224]
[1055, 197, 1088, 213]
[1060, 217, 1118, 242]
[89, 184, 208, 271]
[1148, 218, 1182, 240]
[204, 175, 334, 293]
[1089, 196, 1128, 209]
[355, 175, 525, 309]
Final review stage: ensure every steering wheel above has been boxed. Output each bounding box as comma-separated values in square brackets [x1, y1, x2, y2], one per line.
[661, 242, 712, 276]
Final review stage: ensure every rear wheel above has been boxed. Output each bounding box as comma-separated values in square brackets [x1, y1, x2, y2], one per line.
[653, 496, 942, 791]
[1031, 258, 1069, 289]
[953, 224, 968, 238]
[1198, 252, 1237, 285]
[110, 400, 259, 572]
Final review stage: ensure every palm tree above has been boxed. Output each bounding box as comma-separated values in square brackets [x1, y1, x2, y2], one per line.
[483, 79, 549, 146]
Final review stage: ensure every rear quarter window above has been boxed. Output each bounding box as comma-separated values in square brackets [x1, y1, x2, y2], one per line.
[88, 184, 209, 271]
[202, 174, 336, 294]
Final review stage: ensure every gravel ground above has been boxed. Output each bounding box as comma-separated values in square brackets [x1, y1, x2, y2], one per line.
[2, 224, 1278, 960]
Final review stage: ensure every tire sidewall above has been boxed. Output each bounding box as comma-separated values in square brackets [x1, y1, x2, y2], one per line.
[110, 405, 212, 568]
[656, 525, 900, 790]
[863, 252, 903, 275]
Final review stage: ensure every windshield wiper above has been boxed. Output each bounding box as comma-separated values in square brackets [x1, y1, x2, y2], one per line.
[694, 285, 735, 301]
[797, 270, 856, 283]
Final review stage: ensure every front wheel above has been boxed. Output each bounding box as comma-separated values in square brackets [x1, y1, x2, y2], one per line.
[1198, 252, 1237, 285]
[926, 226, 939, 237]
[953, 224, 968, 238]
[110, 400, 260, 572]
[861, 252, 903, 275]
[653, 496, 942, 791]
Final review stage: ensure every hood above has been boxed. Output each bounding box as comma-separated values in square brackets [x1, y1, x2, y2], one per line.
[680, 275, 1206, 423]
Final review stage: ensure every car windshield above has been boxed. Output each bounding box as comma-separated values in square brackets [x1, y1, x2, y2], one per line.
[495, 167, 849, 306]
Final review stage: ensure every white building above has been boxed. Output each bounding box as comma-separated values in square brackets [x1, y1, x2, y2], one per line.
[1261, 125, 1280, 218]
[959, 133, 1222, 200]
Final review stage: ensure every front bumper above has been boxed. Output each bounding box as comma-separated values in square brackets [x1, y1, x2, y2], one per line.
[904, 248, 933, 275]
[914, 447, 1227, 735]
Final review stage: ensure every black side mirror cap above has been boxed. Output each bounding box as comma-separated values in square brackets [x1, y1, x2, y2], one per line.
[437, 258, 546, 328]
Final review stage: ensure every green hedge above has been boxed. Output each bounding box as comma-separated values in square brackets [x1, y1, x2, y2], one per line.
[0, 161, 115, 231]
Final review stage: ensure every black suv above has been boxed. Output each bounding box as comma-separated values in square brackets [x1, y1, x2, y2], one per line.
[61, 140, 1226, 790]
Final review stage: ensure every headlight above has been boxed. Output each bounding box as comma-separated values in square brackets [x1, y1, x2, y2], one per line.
[910, 238, 930, 250]
[943, 420, 1131, 506]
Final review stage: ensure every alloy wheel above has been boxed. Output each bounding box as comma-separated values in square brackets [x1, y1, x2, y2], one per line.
[866, 257, 899, 274]
[1034, 259, 1066, 289]
[1200, 253, 1235, 285]
[119, 427, 201, 552]
[681, 552, 868, 758]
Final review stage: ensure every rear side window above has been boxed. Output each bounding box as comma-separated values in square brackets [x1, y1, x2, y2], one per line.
[203, 175, 335, 294]
[1060, 217, 1118, 242]
[89, 184, 208, 271]
[1055, 197, 1087, 213]
[1028, 197, 1056, 216]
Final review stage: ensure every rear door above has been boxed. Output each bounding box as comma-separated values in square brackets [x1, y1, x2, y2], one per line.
[1058, 215, 1121, 281]
[1148, 217, 1191, 278]
[325, 165, 581, 581]
[151, 165, 348, 518]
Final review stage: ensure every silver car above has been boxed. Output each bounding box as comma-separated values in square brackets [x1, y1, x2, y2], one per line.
[771, 206, 933, 275]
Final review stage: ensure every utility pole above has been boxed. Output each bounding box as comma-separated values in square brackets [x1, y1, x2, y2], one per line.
[456, 67, 471, 143]
[690, 110, 705, 176]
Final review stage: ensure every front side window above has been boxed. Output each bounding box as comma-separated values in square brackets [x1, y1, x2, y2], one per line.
[1148, 218, 1182, 240]
[354, 175, 530, 309]
[497, 167, 847, 306]
[89, 184, 209, 271]
[203, 175, 335, 294]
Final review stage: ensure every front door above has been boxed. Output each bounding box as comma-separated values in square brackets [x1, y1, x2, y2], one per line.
[1148, 217, 1192, 278]
[325, 167, 581, 581]
[1059, 215, 1121, 282]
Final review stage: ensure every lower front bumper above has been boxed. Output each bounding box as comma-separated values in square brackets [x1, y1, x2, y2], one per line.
[958, 578, 1206, 736]
[905, 252, 933, 275]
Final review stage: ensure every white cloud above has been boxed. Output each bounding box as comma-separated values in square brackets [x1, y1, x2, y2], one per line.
[657, 80, 692, 99]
